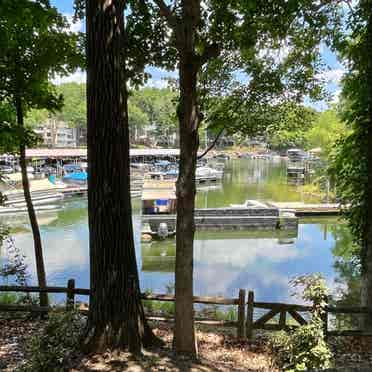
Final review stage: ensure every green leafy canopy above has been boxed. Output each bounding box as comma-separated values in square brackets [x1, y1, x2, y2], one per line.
[0, 0, 83, 116]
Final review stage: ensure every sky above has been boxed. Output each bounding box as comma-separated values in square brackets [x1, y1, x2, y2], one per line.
[51, 0, 344, 110]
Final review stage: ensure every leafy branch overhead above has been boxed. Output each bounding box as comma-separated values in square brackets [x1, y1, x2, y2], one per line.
[150, 1, 342, 141]
[0, 0, 83, 113]
[0, 0, 83, 308]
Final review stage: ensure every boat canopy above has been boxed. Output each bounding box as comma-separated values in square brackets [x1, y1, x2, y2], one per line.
[63, 171, 87, 182]
[155, 160, 172, 167]
[141, 189, 176, 201]
[63, 164, 85, 173]
[143, 180, 175, 190]
[141, 189, 176, 214]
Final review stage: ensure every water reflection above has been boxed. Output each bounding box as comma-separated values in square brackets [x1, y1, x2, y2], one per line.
[141, 221, 345, 303]
[1, 159, 356, 305]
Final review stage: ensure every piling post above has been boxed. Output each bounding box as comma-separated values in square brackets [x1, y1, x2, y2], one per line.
[246, 290, 254, 340]
[237, 289, 246, 339]
[279, 310, 286, 329]
[66, 278, 75, 310]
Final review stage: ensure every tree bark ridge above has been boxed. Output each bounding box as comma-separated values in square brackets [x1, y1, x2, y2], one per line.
[362, 6, 372, 331]
[84, 0, 159, 353]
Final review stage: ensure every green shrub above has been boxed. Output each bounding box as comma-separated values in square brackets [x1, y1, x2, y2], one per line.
[17, 310, 85, 372]
[271, 319, 332, 371]
[270, 274, 333, 372]
[0, 292, 18, 304]
[197, 304, 238, 321]
[143, 297, 175, 316]
[143, 283, 175, 316]
[1, 236, 30, 286]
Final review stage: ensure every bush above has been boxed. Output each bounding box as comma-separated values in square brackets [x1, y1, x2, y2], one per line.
[197, 304, 238, 321]
[142, 282, 175, 316]
[271, 320, 332, 371]
[0, 292, 19, 304]
[17, 310, 85, 372]
[1, 236, 30, 287]
[270, 274, 333, 372]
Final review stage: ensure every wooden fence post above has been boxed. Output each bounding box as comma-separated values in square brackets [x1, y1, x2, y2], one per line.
[237, 289, 246, 339]
[246, 290, 254, 340]
[279, 310, 286, 329]
[66, 279, 75, 310]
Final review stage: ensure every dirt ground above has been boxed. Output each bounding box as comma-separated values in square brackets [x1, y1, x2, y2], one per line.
[0, 318, 276, 371]
[2, 318, 372, 371]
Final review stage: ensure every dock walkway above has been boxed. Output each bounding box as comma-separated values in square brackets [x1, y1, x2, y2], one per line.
[269, 202, 341, 216]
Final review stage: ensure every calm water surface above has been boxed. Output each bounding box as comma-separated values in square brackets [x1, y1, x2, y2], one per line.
[1, 159, 352, 303]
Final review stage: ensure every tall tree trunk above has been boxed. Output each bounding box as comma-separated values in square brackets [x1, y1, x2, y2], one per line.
[362, 8, 372, 331]
[15, 97, 48, 307]
[173, 0, 200, 358]
[84, 0, 159, 353]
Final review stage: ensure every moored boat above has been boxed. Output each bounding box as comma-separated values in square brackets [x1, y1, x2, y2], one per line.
[62, 171, 88, 185]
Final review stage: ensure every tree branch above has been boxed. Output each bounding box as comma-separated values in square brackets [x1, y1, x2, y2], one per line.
[197, 127, 225, 160]
[343, 0, 356, 18]
[153, 0, 178, 30]
[200, 43, 220, 66]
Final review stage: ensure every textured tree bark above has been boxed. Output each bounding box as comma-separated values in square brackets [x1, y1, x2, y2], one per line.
[84, 0, 159, 353]
[362, 9, 372, 331]
[15, 98, 48, 307]
[173, 0, 200, 358]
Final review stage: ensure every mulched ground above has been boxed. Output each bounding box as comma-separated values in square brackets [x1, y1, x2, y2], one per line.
[0, 317, 43, 371]
[69, 323, 277, 372]
[329, 336, 372, 369]
[2, 317, 372, 371]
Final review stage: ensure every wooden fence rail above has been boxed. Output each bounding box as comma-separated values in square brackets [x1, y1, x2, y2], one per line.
[0, 280, 245, 338]
[244, 290, 372, 338]
[1, 281, 371, 339]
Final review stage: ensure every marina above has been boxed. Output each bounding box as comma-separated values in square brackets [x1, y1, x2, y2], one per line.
[0, 158, 351, 305]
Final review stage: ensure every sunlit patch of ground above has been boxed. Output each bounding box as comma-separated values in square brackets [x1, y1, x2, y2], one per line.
[3, 318, 372, 371]
[71, 323, 277, 371]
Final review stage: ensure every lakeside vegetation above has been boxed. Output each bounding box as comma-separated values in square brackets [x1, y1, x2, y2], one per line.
[26, 83, 348, 155]
[0, 0, 372, 371]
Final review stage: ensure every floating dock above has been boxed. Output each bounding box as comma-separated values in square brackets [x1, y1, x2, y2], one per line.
[142, 207, 298, 238]
[268, 202, 341, 216]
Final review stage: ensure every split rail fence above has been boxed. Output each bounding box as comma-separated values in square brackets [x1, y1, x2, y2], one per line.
[0, 279, 370, 339]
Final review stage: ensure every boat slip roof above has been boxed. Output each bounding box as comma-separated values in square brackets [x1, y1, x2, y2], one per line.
[143, 180, 175, 190]
[141, 189, 176, 201]
[24, 148, 185, 159]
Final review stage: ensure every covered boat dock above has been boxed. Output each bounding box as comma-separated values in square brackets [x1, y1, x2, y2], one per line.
[24, 148, 185, 163]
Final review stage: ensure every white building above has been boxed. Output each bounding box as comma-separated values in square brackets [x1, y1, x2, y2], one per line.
[34, 120, 80, 148]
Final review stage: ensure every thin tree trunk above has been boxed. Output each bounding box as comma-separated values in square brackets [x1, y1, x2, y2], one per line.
[362, 8, 372, 331]
[84, 0, 159, 353]
[15, 97, 48, 307]
[197, 127, 224, 160]
[173, 0, 200, 358]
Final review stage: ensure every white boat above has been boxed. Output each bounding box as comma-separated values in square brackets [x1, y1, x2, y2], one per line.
[196, 166, 223, 179]
[0, 204, 62, 215]
[3, 192, 64, 208]
[230, 200, 269, 209]
[271, 155, 282, 163]
[144, 166, 223, 184]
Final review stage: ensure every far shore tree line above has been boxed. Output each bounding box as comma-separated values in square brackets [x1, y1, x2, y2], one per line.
[25, 82, 347, 153]
[0, 0, 372, 360]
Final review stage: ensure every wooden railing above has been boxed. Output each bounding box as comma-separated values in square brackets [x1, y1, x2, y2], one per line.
[0, 280, 370, 339]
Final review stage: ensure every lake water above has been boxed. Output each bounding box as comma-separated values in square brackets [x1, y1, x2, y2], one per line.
[0, 159, 353, 304]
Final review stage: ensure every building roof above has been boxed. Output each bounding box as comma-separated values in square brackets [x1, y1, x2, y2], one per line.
[143, 180, 176, 190]
[23, 148, 183, 159]
[141, 189, 176, 201]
